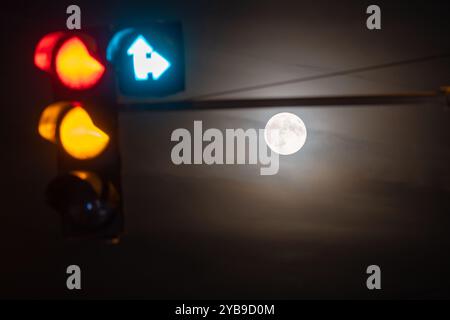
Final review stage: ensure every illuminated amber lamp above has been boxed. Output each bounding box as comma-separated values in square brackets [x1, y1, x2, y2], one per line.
[38, 103, 110, 160]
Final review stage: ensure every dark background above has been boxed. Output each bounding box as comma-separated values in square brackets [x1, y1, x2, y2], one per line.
[1, 0, 450, 299]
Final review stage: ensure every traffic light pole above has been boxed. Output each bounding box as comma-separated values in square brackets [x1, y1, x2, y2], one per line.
[122, 89, 449, 112]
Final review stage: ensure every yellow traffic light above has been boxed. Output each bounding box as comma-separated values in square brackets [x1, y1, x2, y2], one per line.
[59, 106, 110, 160]
[38, 102, 110, 160]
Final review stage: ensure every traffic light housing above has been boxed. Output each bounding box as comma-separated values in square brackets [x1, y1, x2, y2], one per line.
[35, 22, 185, 239]
[46, 171, 121, 238]
[35, 29, 123, 240]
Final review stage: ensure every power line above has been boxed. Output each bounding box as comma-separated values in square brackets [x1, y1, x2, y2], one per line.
[188, 53, 450, 100]
[124, 91, 445, 111]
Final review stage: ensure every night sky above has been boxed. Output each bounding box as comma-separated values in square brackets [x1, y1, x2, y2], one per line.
[1, 0, 450, 299]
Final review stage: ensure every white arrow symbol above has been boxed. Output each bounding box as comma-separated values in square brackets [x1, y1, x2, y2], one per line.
[127, 35, 171, 81]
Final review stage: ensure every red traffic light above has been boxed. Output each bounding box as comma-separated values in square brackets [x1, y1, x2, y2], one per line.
[55, 37, 105, 90]
[34, 33, 105, 90]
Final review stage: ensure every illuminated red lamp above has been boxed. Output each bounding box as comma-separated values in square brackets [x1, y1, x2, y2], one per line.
[55, 37, 105, 90]
[34, 33, 105, 90]
[34, 32, 65, 72]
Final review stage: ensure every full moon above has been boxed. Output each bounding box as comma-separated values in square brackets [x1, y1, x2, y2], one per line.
[264, 112, 307, 155]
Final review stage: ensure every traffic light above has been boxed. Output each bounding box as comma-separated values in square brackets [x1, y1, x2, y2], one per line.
[35, 22, 185, 239]
[107, 22, 185, 98]
[35, 29, 123, 240]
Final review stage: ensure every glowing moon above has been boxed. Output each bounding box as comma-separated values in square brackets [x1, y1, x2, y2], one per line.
[264, 112, 307, 155]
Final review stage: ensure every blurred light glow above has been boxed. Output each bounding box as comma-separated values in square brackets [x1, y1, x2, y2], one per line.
[264, 112, 307, 155]
[71, 171, 103, 196]
[55, 37, 105, 90]
[38, 101, 72, 142]
[59, 106, 110, 160]
[34, 32, 64, 72]
[127, 35, 171, 80]
[106, 28, 134, 62]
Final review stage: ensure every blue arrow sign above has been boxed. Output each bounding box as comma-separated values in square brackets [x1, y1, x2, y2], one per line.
[127, 35, 171, 81]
